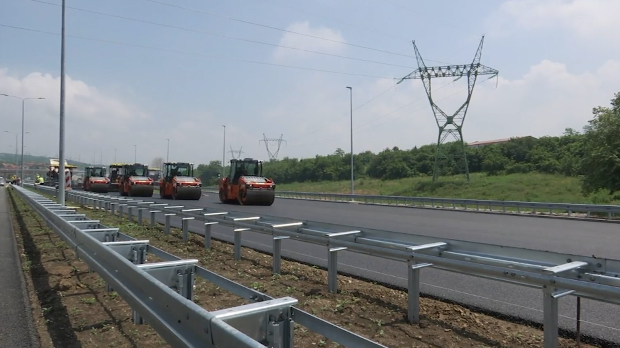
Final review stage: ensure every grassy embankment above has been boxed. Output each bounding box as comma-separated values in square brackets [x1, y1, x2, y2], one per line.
[277, 173, 620, 205]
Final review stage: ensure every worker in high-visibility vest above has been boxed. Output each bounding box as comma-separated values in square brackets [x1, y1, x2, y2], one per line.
[36, 174, 44, 185]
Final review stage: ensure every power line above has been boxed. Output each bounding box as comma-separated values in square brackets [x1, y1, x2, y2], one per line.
[29, 0, 415, 70]
[137, 0, 436, 61]
[258, 0, 417, 46]
[0, 23, 396, 80]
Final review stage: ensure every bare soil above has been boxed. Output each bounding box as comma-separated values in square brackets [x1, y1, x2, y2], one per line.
[9, 188, 599, 348]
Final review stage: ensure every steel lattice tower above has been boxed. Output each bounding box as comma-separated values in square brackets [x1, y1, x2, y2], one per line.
[397, 35, 498, 182]
[259, 134, 287, 161]
[228, 146, 244, 159]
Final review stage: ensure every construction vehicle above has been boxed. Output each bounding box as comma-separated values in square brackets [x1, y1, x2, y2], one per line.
[148, 167, 162, 182]
[219, 158, 275, 206]
[119, 163, 154, 197]
[108, 163, 124, 192]
[159, 162, 202, 200]
[83, 166, 110, 193]
[44, 159, 77, 187]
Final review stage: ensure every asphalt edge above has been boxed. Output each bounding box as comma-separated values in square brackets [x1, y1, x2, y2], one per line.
[5, 187, 42, 348]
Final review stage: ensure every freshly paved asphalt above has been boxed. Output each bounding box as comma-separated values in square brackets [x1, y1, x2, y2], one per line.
[0, 187, 38, 348]
[106, 190, 620, 343]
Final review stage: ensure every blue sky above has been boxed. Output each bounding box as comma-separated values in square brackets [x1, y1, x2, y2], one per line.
[1, 0, 619, 166]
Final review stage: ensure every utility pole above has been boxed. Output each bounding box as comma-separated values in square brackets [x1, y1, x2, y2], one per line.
[221, 125, 226, 177]
[0, 94, 45, 183]
[396, 35, 498, 182]
[58, 0, 67, 204]
[346, 86, 354, 196]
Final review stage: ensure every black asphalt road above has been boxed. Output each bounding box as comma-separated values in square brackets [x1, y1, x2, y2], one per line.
[106, 190, 620, 343]
[0, 187, 38, 348]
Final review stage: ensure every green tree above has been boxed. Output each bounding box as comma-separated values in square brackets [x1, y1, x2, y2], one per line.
[580, 92, 620, 195]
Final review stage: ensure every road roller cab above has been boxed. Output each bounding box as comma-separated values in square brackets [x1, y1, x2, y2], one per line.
[119, 163, 154, 197]
[159, 162, 202, 200]
[83, 166, 110, 193]
[218, 158, 275, 206]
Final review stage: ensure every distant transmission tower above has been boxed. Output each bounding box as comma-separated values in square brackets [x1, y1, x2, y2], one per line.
[259, 134, 286, 161]
[397, 35, 498, 182]
[228, 146, 244, 159]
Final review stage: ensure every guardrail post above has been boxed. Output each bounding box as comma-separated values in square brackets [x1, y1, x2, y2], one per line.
[234, 228, 250, 260]
[119, 204, 126, 218]
[127, 206, 134, 222]
[542, 286, 574, 348]
[137, 208, 143, 224]
[182, 217, 194, 242]
[407, 260, 432, 324]
[273, 236, 290, 274]
[110, 203, 117, 215]
[164, 214, 175, 234]
[204, 222, 217, 249]
[150, 210, 160, 228]
[543, 286, 559, 348]
[328, 246, 347, 293]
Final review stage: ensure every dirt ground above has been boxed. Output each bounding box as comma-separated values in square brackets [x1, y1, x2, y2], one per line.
[8, 188, 601, 348]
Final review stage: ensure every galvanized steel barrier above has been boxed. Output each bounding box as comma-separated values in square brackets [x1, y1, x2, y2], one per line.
[202, 187, 620, 221]
[26, 184, 620, 347]
[14, 184, 388, 348]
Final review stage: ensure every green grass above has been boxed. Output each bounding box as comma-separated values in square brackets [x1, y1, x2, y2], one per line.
[277, 173, 620, 205]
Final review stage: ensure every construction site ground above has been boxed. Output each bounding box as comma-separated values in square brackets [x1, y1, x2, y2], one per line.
[7, 187, 602, 348]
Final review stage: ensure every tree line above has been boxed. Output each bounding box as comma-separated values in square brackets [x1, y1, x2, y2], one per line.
[193, 92, 620, 196]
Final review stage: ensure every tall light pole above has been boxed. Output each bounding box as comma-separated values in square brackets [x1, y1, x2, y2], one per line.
[221, 125, 226, 177]
[346, 86, 354, 196]
[1, 94, 46, 184]
[3, 130, 17, 177]
[133, 144, 137, 163]
[114, 148, 117, 163]
[58, 0, 67, 204]
[166, 138, 170, 162]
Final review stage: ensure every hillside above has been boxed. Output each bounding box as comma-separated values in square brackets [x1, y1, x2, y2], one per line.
[0, 152, 91, 169]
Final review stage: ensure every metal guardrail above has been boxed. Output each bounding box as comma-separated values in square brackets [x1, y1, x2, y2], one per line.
[14, 184, 388, 348]
[28, 184, 620, 348]
[201, 187, 620, 221]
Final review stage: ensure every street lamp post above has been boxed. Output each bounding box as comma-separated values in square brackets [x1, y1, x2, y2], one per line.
[346, 86, 354, 196]
[3, 131, 17, 177]
[222, 125, 226, 177]
[114, 148, 117, 163]
[133, 145, 137, 163]
[1, 93, 46, 184]
[166, 138, 170, 162]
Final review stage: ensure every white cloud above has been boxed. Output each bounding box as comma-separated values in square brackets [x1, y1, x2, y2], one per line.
[487, 0, 620, 39]
[261, 58, 620, 157]
[272, 21, 346, 61]
[0, 68, 234, 166]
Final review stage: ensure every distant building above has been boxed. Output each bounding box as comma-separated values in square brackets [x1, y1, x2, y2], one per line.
[467, 136, 532, 148]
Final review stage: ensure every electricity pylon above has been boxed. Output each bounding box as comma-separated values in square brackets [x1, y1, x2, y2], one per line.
[397, 35, 498, 182]
[259, 134, 286, 161]
[228, 146, 244, 159]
